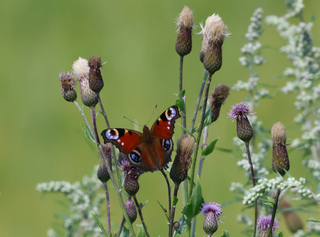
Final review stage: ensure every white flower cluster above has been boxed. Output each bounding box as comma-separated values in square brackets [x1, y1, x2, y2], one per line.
[36, 166, 105, 237]
[237, 214, 253, 226]
[243, 176, 320, 205]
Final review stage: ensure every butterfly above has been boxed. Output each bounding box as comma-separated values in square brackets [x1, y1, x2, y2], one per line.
[101, 105, 181, 172]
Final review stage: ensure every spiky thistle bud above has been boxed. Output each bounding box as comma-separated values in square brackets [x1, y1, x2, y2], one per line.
[72, 57, 98, 107]
[200, 14, 229, 75]
[271, 122, 290, 176]
[88, 55, 104, 93]
[228, 102, 254, 144]
[175, 6, 194, 57]
[125, 199, 137, 223]
[279, 196, 303, 233]
[121, 160, 140, 196]
[97, 144, 112, 183]
[170, 134, 194, 185]
[208, 84, 230, 122]
[257, 215, 279, 237]
[200, 202, 223, 236]
[59, 71, 77, 102]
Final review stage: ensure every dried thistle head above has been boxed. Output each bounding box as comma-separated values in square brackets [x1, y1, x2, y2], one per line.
[88, 55, 104, 93]
[200, 14, 229, 75]
[121, 160, 140, 196]
[208, 84, 230, 122]
[175, 6, 194, 56]
[72, 57, 98, 107]
[170, 134, 194, 185]
[271, 122, 290, 176]
[279, 196, 303, 233]
[59, 71, 77, 102]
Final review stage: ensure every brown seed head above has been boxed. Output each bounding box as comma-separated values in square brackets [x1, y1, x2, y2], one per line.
[271, 122, 290, 176]
[279, 196, 303, 233]
[88, 55, 104, 93]
[73, 57, 98, 107]
[200, 14, 229, 74]
[170, 134, 194, 185]
[59, 71, 77, 102]
[175, 6, 194, 56]
[208, 84, 230, 122]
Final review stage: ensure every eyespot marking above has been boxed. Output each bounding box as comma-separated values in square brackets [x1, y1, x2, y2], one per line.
[166, 107, 177, 121]
[106, 129, 119, 139]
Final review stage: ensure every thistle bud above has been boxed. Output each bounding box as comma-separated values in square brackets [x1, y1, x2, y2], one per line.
[97, 144, 112, 183]
[121, 160, 140, 196]
[200, 202, 223, 236]
[200, 14, 229, 75]
[257, 215, 279, 237]
[125, 199, 137, 223]
[175, 6, 194, 57]
[208, 84, 230, 122]
[227, 102, 254, 144]
[271, 122, 290, 176]
[72, 57, 98, 107]
[59, 71, 77, 102]
[88, 55, 104, 93]
[279, 196, 303, 233]
[173, 221, 180, 230]
[170, 134, 194, 185]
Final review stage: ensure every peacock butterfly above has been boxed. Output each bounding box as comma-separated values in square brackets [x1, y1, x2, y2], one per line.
[101, 105, 181, 172]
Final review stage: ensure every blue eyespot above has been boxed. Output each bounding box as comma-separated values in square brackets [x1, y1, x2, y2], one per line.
[163, 139, 171, 151]
[130, 152, 141, 163]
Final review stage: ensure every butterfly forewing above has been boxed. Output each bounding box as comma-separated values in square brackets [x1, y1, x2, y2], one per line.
[151, 105, 181, 139]
[101, 128, 142, 153]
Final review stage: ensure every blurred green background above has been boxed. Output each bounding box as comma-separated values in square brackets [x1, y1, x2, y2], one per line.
[1, 0, 320, 236]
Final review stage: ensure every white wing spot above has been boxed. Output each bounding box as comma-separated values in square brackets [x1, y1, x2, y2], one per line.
[121, 142, 124, 146]
[167, 126, 170, 129]
[117, 139, 121, 143]
[168, 122, 171, 125]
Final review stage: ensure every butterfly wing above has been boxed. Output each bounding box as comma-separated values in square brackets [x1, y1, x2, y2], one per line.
[151, 105, 181, 139]
[101, 128, 142, 153]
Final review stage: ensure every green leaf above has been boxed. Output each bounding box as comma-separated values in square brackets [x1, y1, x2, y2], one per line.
[177, 89, 185, 98]
[177, 123, 196, 140]
[173, 215, 187, 236]
[136, 224, 147, 237]
[220, 230, 231, 237]
[81, 123, 95, 143]
[92, 213, 108, 237]
[191, 125, 199, 135]
[183, 176, 204, 224]
[119, 226, 129, 237]
[202, 100, 212, 128]
[157, 201, 169, 222]
[278, 232, 283, 237]
[173, 196, 179, 206]
[175, 98, 185, 111]
[202, 139, 219, 156]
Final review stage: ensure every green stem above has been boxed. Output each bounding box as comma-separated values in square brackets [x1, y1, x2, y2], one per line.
[189, 73, 212, 198]
[133, 196, 150, 237]
[266, 188, 281, 237]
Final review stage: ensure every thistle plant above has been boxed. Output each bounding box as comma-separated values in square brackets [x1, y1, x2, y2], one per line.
[37, 1, 320, 236]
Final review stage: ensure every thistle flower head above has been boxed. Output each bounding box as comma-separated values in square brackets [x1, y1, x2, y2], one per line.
[228, 102, 254, 143]
[257, 215, 279, 237]
[227, 102, 253, 121]
[208, 84, 230, 122]
[120, 160, 141, 196]
[97, 144, 112, 183]
[59, 71, 77, 102]
[170, 134, 194, 185]
[124, 199, 137, 223]
[200, 202, 223, 236]
[200, 14, 229, 74]
[72, 57, 98, 107]
[271, 122, 290, 176]
[175, 6, 194, 57]
[88, 55, 104, 93]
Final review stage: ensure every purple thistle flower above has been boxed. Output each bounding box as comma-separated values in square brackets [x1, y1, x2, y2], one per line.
[227, 102, 254, 122]
[200, 202, 223, 221]
[257, 215, 279, 232]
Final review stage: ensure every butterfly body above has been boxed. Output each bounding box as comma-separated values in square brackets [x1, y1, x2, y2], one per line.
[101, 106, 180, 172]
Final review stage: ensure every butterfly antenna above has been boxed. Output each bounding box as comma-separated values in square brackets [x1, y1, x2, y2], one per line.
[146, 104, 158, 126]
[123, 116, 143, 128]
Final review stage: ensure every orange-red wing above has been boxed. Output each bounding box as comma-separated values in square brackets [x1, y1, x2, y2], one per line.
[151, 105, 181, 139]
[101, 128, 142, 153]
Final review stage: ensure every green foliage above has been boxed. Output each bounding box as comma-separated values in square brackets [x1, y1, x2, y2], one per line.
[202, 139, 218, 156]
